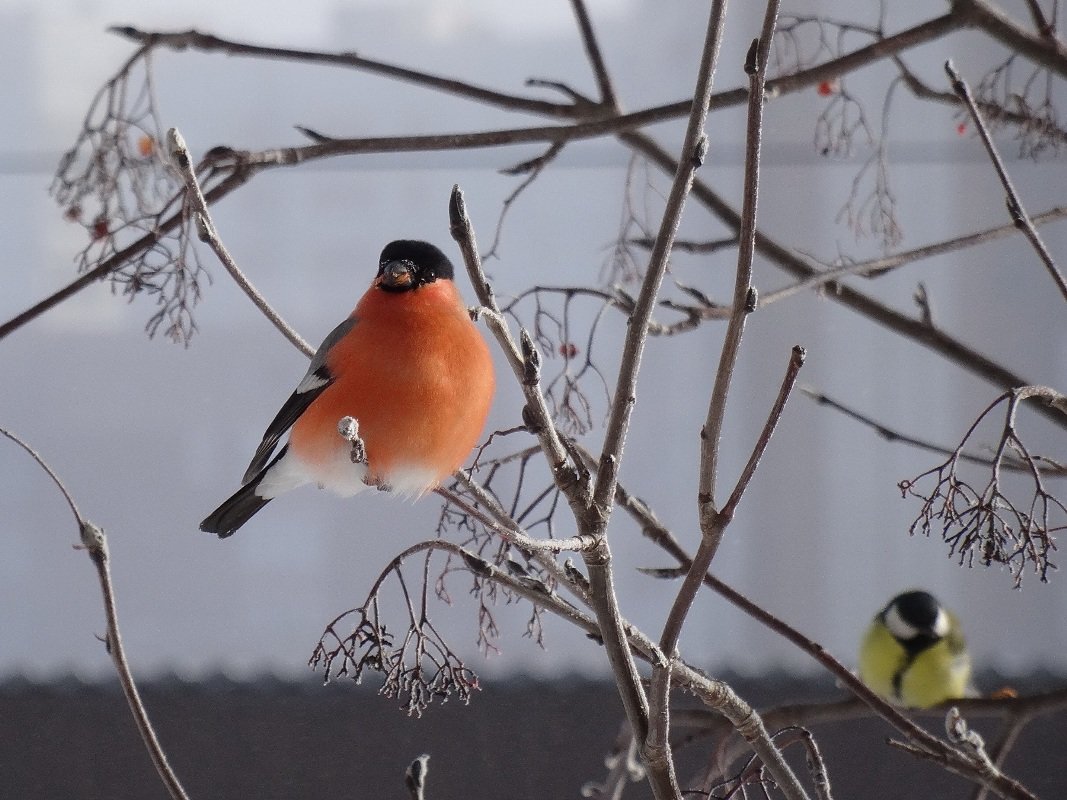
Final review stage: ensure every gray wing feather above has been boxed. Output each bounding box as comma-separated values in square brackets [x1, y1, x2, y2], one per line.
[241, 316, 358, 483]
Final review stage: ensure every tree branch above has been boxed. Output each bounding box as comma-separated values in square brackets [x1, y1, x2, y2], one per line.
[0, 427, 190, 800]
[960, 0, 1067, 80]
[802, 386, 1066, 475]
[578, 5, 731, 795]
[0, 166, 252, 342]
[653, 5, 784, 750]
[168, 128, 314, 356]
[448, 186, 591, 515]
[570, 0, 619, 110]
[599, 443, 1041, 799]
[590, 0, 727, 525]
[0, 9, 1002, 345]
[943, 60, 1067, 302]
[109, 25, 578, 119]
[893, 57, 1067, 148]
[617, 130, 1067, 432]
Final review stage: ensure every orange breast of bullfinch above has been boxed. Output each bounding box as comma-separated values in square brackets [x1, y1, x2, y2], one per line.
[289, 277, 494, 494]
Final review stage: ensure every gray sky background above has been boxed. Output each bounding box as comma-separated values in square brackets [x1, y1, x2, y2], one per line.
[1, 1, 1065, 686]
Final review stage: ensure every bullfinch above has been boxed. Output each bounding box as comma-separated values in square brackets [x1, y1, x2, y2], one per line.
[200, 240, 495, 537]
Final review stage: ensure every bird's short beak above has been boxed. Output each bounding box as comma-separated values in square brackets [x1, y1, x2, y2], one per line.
[379, 260, 415, 289]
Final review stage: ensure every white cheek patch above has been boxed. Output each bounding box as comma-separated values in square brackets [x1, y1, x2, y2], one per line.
[884, 604, 920, 641]
[931, 608, 950, 638]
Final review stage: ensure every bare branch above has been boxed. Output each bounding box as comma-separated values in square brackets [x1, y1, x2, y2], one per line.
[801, 386, 1066, 474]
[0, 163, 251, 343]
[484, 142, 564, 260]
[0, 10, 1018, 349]
[944, 61, 1067, 302]
[627, 235, 738, 254]
[677, 689, 1067, 784]
[585, 4, 733, 796]
[109, 25, 577, 119]
[647, 11, 815, 800]
[597, 441, 1043, 799]
[434, 484, 597, 554]
[894, 56, 1067, 154]
[766, 205, 1067, 302]
[167, 128, 314, 356]
[108, 11, 967, 130]
[653, 12, 789, 741]
[834, 75, 903, 249]
[0, 427, 84, 525]
[570, 0, 619, 109]
[590, 0, 727, 523]
[449, 186, 591, 515]
[960, 0, 1067, 80]
[0, 427, 190, 800]
[580, 724, 645, 799]
[722, 346, 807, 518]
[1021, 0, 1054, 37]
[405, 755, 430, 800]
[529, 198, 1067, 339]
[618, 131, 1067, 433]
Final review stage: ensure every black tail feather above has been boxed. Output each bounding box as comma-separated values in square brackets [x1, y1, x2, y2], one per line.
[200, 481, 272, 538]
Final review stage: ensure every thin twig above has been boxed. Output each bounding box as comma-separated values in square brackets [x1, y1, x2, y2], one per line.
[448, 186, 590, 516]
[650, 10, 812, 800]
[960, 0, 1067, 80]
[514, 201, 1067, 337]
[943, 61, 1067, 302]
[900, 385, 1067, 585]
[677, 689, 1067, 781]
[0, 10, 979, 344]
[618, 467, 1039, 799]
[658, 349, 805, 663]
[972, 714, 1028, 800]
[618, 131, 1067, 433]
[893, 57, 1067, 148]
[434, 484, 596, 554]
[722, 345, 807, 516]
[590, 0, 727, 523]
[652, 9, 785, 777]
[108, 13, 966, 130]
[168, 129, 314, 355]
[589, 3, 732, 796]
[802, 386, 1067, 475]
[484, 142, 565, 260]
[109, 26, 577, 119]
[570, 0, 620, 109]
[1021, 0, 1053, 37]
[376, 531, 815, 800]
[763, 205, 1067, 302]
[0, 166, 251, 342]
[0, 427, 190, 800]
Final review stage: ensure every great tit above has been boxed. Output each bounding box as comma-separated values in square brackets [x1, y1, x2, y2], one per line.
[858, 589, 972, 709]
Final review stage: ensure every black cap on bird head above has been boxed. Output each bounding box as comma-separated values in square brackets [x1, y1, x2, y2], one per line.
[376, 240, 455, 292]
[882, 589, 949, 648]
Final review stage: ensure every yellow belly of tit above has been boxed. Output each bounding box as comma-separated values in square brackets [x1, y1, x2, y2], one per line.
[858, 624, 971, 709]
